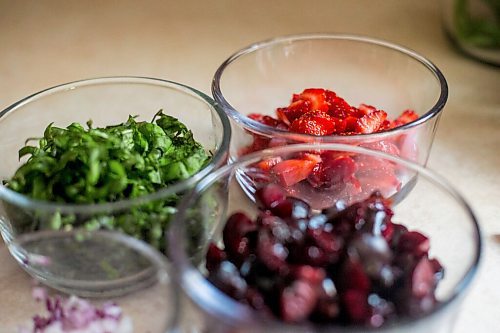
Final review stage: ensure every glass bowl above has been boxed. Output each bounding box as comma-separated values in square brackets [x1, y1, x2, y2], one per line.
[212, 34, 448, 165]
[441, 0, 500, 66]
[0, 76, 231, 296]
[169, 144, 481, 333]
[15, 231, 179, 332]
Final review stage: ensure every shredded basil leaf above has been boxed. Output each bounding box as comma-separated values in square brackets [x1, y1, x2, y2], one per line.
[5, 110, 210, 252]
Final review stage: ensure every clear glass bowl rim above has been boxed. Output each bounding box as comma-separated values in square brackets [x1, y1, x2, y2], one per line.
[0, 76, 231, 214]
[212, 33, 448, 141]
[169, 143, 481, 331]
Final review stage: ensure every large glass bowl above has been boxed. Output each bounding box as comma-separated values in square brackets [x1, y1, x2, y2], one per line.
[212, 34, 448, 165]
[0, 76, 231, 296]
[169, 144, 481, 333]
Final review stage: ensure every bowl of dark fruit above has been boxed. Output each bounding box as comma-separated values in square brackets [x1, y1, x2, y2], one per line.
[169, 143, 480, 333]
[0, 76, 231, 297]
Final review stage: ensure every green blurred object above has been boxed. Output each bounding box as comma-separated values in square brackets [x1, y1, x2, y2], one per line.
[443, 0, 500, 64]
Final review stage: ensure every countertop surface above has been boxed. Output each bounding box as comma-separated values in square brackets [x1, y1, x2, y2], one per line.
[1, 0, 499, 332]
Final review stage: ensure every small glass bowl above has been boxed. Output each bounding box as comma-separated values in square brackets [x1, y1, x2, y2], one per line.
[169, 144, 481, 333]
[14, 231, 179, 332]
[212, 34, 448, 165]
[0, 76, 231, 296]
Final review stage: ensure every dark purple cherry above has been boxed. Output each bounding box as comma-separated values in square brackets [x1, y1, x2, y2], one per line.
[255, 183, 287, 209]
[341, 289, 369, 324]
[257, 229, 289, 272]
[338, 258, 371, 294]
[397, 231, 430, 258]
[349, 233, 393, 286]
[313, 278, 340, 321]
[411, 257, 436, 298]
[223, 212, 257, 261]
[281, 279, 318, 323]
[206, 242, 226, 272]
[389, 223, 409, 249]
[271, 197, 311, 220]
[290, 265, 326, 285]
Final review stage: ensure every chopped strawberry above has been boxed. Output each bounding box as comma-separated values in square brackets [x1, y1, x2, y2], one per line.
[293, 88, 329, 113]
[325, 90, 353, 119]
[243, 88, 417, 202]
[290, 111, 337, 136]
[308, 154, 358, 189]
[343, 116, 360, 133]
[357, 104, 378, 116]
[330, 117, 347, 133]
[257, 157, 283, 171]
[355, 110, 387, 134]
[360, 140, 400, 156]
[378, 119, 392, 131]
[277, 99, 311, 125]
[271, 159, 317, 187]
[391, 110, 419, 128]
[300, 152, 322, 164]
[248, 113, 283, 128]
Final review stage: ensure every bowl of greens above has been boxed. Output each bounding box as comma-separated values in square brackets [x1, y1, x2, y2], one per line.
[0, 76, 231, 296]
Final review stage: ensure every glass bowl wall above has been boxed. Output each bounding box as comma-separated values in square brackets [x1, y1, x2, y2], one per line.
[212, 34, 448, 165]
[169, 144, 480, 333]
[0, 76, 231, 296]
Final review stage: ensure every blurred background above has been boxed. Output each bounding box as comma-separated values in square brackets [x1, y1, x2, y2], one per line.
[0, 0, 499, 332]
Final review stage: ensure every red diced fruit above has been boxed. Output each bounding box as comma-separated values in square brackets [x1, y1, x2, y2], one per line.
[325, 90, 353, 119]
[360, 140, 400, 156]
[277, 99, 310, 125]
[299, 152, 322, 164]
[343, 116, 359, 133]
[291, 265, 326, 284]
[206, 242, 226, 272]
[357, 104, 378, 116]
[281, 279, 318, 322]
[223, 212, 257, 260]
[339, 259, 371, 294]
[290, 111, 337, 136]
[355, 110, 387, 134]
[294, 88, 329, 113]
[248, 113, 284, 128]
[397, 231, 431, 258]
[257, 230, 288, 271]
[255, 183, 287, 209]
[242, 88, 418, 203]
[308, 154, 357, 189]
[391, 110, 419, 128]
[272, 197, 311, 220]
[209, 177, 441, 326]
[271, 159, 317, 187]
[411, 257, 436, 298]
[342, 289, 369, 323]
[256, 157, 283, 171]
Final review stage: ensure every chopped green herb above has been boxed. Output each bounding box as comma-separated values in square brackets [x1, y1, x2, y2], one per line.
[455, 0, 500, 48]
[5, 110, 210, 252]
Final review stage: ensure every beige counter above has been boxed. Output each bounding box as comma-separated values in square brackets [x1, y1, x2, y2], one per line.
[1, 0, 499, 332]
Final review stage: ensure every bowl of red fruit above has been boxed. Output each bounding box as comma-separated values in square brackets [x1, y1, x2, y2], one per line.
[169, 144, 480, 333]
[212, 34, 447, 165]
